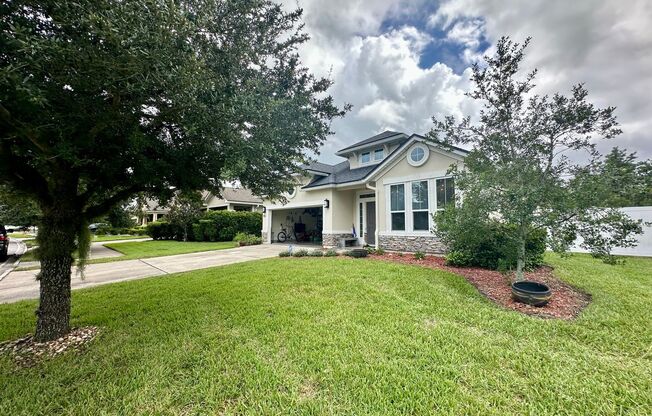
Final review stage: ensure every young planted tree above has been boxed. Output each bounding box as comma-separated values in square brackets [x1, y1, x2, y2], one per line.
[430, 37, 643, 280]
[165, 191, 204, 241]
[0, 0, 346, 340]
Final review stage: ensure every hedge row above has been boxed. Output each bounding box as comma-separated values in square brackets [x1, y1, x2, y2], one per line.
[147, 210, 262, 242]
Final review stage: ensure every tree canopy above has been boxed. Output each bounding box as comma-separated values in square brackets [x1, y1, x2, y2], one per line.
[0, 0, 347, 340]
[430, 37, 643, 279]
[574, 147, 652, 208]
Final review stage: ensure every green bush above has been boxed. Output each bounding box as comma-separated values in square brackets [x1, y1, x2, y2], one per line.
[375, 248, 385, 255]
[435, 206, 547, 270]
[233, 232, 262, 246]
[345, 249, 368, 258]
[278, 250, 291, 257]
[414, 251, 425, 260]
[324, 249, 338, 257]
[292, 249, 309, 257]
[445, 250, 474, 267]
[149, 211, 262, 242]
[307, 250, 324, 257]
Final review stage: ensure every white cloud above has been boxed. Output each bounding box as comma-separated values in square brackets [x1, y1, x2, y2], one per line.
[283, 0, 652, 162]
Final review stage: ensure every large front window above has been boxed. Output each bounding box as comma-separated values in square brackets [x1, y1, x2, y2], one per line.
[390, 184, 405, 231]
[436, 178, 455, 209]
[412, 181, 429, 231]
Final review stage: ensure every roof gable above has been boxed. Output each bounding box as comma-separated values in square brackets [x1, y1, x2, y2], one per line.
[335, 130, 408, 156]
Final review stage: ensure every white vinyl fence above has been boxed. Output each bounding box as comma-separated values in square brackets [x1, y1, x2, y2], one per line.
[571, 206, 652, 257]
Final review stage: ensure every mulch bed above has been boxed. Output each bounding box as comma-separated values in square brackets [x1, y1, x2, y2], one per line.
[369, 253, 590, 320]
[0, 326, 100, 367]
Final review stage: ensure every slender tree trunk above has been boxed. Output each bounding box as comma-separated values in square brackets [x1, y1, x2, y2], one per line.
[515, 226, 527, 282]
[34, 204, 80, 342]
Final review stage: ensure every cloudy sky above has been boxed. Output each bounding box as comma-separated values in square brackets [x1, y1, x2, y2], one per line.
[281, 0, 652, 164]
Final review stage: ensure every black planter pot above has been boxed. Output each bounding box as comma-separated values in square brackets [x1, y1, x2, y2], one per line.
[511, 281, 552, 306]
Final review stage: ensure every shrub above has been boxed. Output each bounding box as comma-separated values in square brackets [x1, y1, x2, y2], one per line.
[233, 232, 262, 246]
[345, 248, 368, 258]
[414, 251, 426, 260]
[194, 211, 262, 242]
[435, 206, 547, 270]
[292, 249, 309, 257]
[278, 250, 291, 257]
[324, 249, 338, 257]
[445, 250, 474, 267]
[375, 248, 385, 255]
[308, 250, 324, 257]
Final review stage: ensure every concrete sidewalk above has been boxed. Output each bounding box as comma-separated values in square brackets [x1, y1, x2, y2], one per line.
[0, 244, 287, 303]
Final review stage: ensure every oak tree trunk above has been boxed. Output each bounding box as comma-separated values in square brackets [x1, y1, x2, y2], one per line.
[515, 226, 527, 282]
[34, 204, 80, 342]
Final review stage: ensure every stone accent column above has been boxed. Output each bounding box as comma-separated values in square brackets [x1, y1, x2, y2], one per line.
[322, 233, 354, 248]
[378, 235, 446, 253]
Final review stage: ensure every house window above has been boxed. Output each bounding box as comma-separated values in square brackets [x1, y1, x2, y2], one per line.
[408, 144, 429, 166]
[360, 152, 371, 164]
[411, 181, 429, 231]
[374, 148, 384, 161]
[390, 184, 405, 231]
[436, 178, 455, 209]
[359, 202, 364, 237]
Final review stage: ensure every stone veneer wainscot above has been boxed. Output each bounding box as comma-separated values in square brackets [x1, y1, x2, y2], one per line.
[378, 235, 446, 253]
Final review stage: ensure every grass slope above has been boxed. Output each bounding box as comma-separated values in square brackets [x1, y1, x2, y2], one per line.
[1, 254, 650, 415]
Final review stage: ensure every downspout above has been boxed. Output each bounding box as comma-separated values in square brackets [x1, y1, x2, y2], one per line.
[365, 182, 379, 249]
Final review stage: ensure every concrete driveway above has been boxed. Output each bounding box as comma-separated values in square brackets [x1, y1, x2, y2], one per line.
[0, 244, 287, 303]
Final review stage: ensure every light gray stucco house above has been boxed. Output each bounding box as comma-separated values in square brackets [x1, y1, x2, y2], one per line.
[262, 131, 468, 252]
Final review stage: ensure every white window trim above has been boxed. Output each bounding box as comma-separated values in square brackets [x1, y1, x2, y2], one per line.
[411, 180, 430, 232]
[359, 147, 385, 166]
[384, 176, 454, 235]
[407, 143, 430, 167]
[389, 183, 406, 231]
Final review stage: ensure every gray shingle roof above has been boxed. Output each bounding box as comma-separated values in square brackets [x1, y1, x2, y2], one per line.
[220, 187, 263, 203]
[337, 130, 407, 154]
[303, 161, 378, 189]
[303, 161, 337, 174]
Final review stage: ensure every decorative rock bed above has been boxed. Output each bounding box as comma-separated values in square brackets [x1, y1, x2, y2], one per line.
[369, 253, 590, 320]
[0, 326, 100, 367]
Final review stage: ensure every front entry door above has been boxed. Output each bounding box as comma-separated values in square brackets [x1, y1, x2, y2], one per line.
[365, 201, 376, 245]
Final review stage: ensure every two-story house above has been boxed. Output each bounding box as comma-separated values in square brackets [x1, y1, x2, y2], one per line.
[262, 131, 468, 252]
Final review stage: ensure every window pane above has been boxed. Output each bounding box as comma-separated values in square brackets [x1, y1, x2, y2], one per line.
[391, 213, 405, 231]
[412, 181, 428, 210]
[413, 211, 429, 231]
[390, 184, 404, 211]
[410, 147, 424, 162]
[361, 152, 370, 163]
[446, 178, 455, 205]
[374, 149, 384, 160]
[436, 179, 446, 207]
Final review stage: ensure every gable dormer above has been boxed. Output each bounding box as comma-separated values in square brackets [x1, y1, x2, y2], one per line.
[336, 131, 408, 169]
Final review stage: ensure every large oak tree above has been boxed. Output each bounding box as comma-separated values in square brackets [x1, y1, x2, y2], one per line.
[0, 0, 347, 340]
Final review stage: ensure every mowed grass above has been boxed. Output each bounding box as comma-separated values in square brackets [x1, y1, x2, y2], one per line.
[92, 234, 148, 242]
[19, 240, 237, 264]
[1, 254, 651, 415]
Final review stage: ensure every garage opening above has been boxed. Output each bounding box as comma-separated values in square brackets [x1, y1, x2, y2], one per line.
[271, 206, 323, 245]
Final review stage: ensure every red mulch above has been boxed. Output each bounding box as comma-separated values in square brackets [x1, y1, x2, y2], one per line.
[369, 253, 590, 320]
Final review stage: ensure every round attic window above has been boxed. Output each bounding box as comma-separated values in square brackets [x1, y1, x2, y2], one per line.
[408, 144, 429, 166]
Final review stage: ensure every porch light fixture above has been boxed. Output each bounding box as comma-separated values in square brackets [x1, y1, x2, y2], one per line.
[262, 206, 267, 213]
[324, 198, 330, 209]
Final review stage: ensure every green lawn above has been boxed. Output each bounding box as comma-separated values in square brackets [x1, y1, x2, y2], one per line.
[1, 254, 650, 415]
[19, 240, 237, 264]
[7, 232, 33, 239]
[92, 234, 148, 242]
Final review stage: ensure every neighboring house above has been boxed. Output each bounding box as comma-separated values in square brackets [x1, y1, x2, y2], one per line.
[140, 187, 264, 225]
[261, 131, 468, 252]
